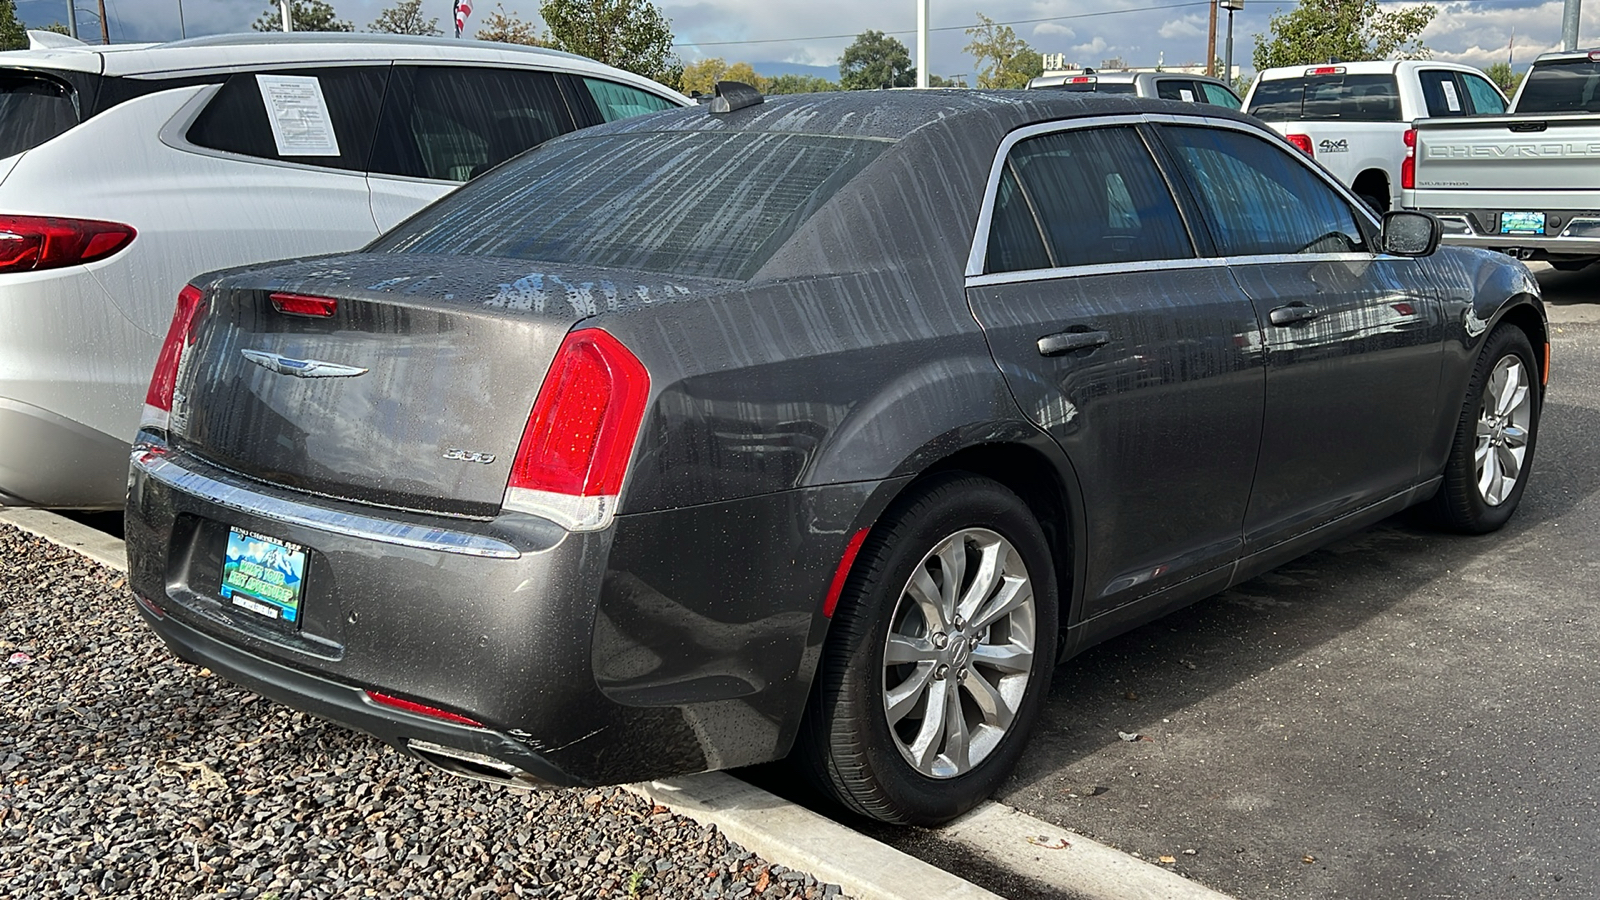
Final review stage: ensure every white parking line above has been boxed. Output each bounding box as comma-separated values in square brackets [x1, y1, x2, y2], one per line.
[2, 505, 1239, 900]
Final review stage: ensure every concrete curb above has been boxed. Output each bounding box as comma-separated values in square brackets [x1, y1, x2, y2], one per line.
[0, 507, 127, 572]
[629, 773, 1004, 900]
[941, 802, 1237, 900]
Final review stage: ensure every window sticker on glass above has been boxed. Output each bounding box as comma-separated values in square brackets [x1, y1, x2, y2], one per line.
[255, 74, 341, 157]
[1442, 79, 1461, 112]
[1180, 89, 1195, 102]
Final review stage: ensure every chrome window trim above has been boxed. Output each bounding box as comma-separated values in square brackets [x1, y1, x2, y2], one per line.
[131, 450, 523, 559]
[966, 252, 1376, 288]
[965, 111, 1383, 281]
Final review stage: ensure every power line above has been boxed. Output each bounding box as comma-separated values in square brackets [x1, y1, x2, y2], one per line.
[671, 2, 1212, 48]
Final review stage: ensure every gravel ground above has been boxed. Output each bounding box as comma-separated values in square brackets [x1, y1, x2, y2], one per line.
[0, 523, 849, 900]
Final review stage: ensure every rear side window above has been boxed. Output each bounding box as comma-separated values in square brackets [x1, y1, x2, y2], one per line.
[1162, 125, 1365, 257]
[1156, 80, 1200, 103]
[985, 126, 1194, 273]
[582, 77, 675, 122]
[1517, 59, 1600, 113]
[0, 73, 79, 158]
[373, 131, 886, 280]
[1201, 83, 1242, 109]
[1247, 73, 1400, 121]
[187, 67, 388, 171]
[370, 66, 574, 182]
[1419, 69, 1469, 116]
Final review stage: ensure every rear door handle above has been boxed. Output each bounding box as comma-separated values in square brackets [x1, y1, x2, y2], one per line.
[1037, 330, 1111, 356]
[1268, 304, 1320, 327]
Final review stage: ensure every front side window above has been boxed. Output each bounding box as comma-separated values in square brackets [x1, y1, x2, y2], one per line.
[985, 125, 1194, 273]
[582, 78, 676, 122]
[186, 67, 388, 171]
[370, 66, 574, 182]
[1461, 74, 1508, 114]
[1162, 125, 1366, 257]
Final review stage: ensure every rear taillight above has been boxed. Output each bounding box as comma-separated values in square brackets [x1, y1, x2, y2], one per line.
[0, 215, 135, 273]
[140, 284, 207, 432]
[270, 292, 338, 317]
[503, 328, 650, 531]
[1401, 128, 1416, 190]
[1286, 133, 1315, 156]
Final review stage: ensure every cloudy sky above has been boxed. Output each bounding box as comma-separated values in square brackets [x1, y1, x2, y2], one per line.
[16, 0, 1600, 76]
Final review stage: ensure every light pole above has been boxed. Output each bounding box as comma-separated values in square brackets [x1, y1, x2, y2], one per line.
[63, 0, 77, 38]
[281, 0, 293, 32]
[1562, 0, 1580, 50]
[917, 0, 929, 89]
[1220, 0, 1244, 87]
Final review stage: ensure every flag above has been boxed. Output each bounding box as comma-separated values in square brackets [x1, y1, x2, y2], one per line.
[455, 0, 473, 36]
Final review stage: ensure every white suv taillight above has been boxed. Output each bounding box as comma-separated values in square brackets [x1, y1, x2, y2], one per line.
[140, 284, 207, 433]
[502, 328, 650, 532]
[0, 214, 135, 273]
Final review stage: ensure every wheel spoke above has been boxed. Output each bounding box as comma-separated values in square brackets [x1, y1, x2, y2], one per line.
[908, 678, 949, 771]
[971, 575, 1031, 632]
[885, 634, 939, 666]
[970, 640, 1033, 675]
[1495, 362, 1525, 417]
[1496, 444, 1521, 486]
[1478, 444, 1501, 500]
[941, 680, 970, 772]
[957, 539, 1006, 624]
[962, 666, 1017, 729]
[906, 567, 948, 631]
[1502, 424, 1529, 449]
[935, 538, 966, 622]
[885, 662, 936, 726]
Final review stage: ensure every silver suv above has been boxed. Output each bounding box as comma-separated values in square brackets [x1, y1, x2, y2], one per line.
[1027, 70, 1242, 108]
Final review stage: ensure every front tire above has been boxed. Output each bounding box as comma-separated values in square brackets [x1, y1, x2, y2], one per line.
[798, 473, 1058, 825]
[1429, 324, 1541, 533]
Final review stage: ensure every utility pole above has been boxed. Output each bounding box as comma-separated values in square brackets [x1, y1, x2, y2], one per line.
[96, 0, 108, 43]
[917, 0, 929, 88]
[1562, 0, 1580, 50]
[281, 0, 293, 32]
[1205, 0, 1218, 77]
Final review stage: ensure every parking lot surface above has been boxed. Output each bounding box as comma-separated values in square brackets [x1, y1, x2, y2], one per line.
[0, 526, 850, 900]
[991, 269, 1600, 899]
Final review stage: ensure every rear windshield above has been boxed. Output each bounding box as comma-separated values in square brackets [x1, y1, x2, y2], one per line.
[373, 131, 888, 281]
[1246, 73, 1401, 122]
[1037, 82, 1137, 94]
[1517, 59, 1600, 113]
[0, 73, 79, 158]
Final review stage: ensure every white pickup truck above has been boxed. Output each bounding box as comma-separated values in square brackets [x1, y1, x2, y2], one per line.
[1403, 49, 1600, 269]
[1244, 59, 1509, 212]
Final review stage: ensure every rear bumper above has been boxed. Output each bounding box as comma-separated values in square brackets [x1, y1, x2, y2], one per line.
[1420, 208, 1600, 260]
[125, 440, 882, 787]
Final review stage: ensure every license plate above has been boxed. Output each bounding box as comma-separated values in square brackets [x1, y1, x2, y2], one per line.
[1500, 211, 1546, 235]
[221, 527, 308, 626]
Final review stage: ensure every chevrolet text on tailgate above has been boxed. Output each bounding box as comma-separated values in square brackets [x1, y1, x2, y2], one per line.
[1244, 60, 1508, 212]
[1404, 48, 1600, 270]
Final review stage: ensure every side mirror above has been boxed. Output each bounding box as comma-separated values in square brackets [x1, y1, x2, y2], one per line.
[1380, 210, 1442, 257]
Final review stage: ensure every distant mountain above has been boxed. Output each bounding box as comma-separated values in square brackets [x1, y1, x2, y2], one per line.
[750, 61, 840, 80]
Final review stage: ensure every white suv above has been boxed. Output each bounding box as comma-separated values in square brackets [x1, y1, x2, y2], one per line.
[1243, 59, 1508, 212]
[0, 31, 688, 509]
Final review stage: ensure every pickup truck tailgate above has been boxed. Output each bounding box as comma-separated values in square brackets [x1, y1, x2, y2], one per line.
[1412, 114, 1600, 206]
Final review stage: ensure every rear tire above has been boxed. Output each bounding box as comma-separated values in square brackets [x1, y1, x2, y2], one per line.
[1428, 325, 1540, 533]
[797, 473, 1058, 825]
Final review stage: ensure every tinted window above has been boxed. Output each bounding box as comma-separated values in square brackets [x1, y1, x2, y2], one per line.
[1419, 69, 1469, 116]
[1461, 73, 1507, 114]
[373, 131, 886, 280]
[1516, 59, 1600, 113]
[986, 126, 1193, 273]
[1038, 81, 1137, 94]
[1156, 80, 1200, 102]
[187, 67, 387, 171]
[582, 77, 675, 122]
[370, 66, 574, 182]
[0, 73, 78, 158]
[1201, 82, 1243, 109]
[1163, 125, 1366, 256]
[1246, 73, 1400, 121]
[986, 167, 1052, 273]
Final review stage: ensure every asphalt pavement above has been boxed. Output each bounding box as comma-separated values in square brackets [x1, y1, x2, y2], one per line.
[982, 263, 1600, 899]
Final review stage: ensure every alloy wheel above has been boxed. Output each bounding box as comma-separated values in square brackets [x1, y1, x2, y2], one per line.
[1475, 355, 1533, 506]
[881, 527, 1036, 779]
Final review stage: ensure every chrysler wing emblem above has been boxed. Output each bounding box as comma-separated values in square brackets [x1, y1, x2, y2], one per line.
[242, 349, 369, 378]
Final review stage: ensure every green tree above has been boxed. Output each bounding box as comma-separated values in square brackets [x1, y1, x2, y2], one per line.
[1483, 61, 1524, 95]
[766, 73, 839, 94]
[680, 58, 771, 95]
[1252, 0, 1436, 70]
[963, 13, 1040, 89]
[370, 0, 440, 35]
[253, 0, 353, 32]
[539, 0, 675, 80]
[839, 30, 914, 90]
[475, 4, 551, 45]
[0, 0, 26, 50]
[929, 74, 968, 88]
[38, 22, 72, 35]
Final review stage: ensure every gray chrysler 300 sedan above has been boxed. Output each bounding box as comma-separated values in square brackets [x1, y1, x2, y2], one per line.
[125, 88, 1546, 825]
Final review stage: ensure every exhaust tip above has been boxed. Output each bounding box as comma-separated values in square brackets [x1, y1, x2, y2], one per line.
[407, 739, 551, 790]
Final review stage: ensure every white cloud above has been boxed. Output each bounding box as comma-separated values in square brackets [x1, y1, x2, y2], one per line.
[1032, 22, 1077, 39]
[1159, 15, 1206, 40]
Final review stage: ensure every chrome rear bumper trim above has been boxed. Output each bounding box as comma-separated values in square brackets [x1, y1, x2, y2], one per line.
[131, 449, 522, 559]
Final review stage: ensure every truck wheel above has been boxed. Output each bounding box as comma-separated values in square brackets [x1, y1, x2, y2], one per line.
[797, 473, 1058, 825]
[1429, 325, 1540, 534]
